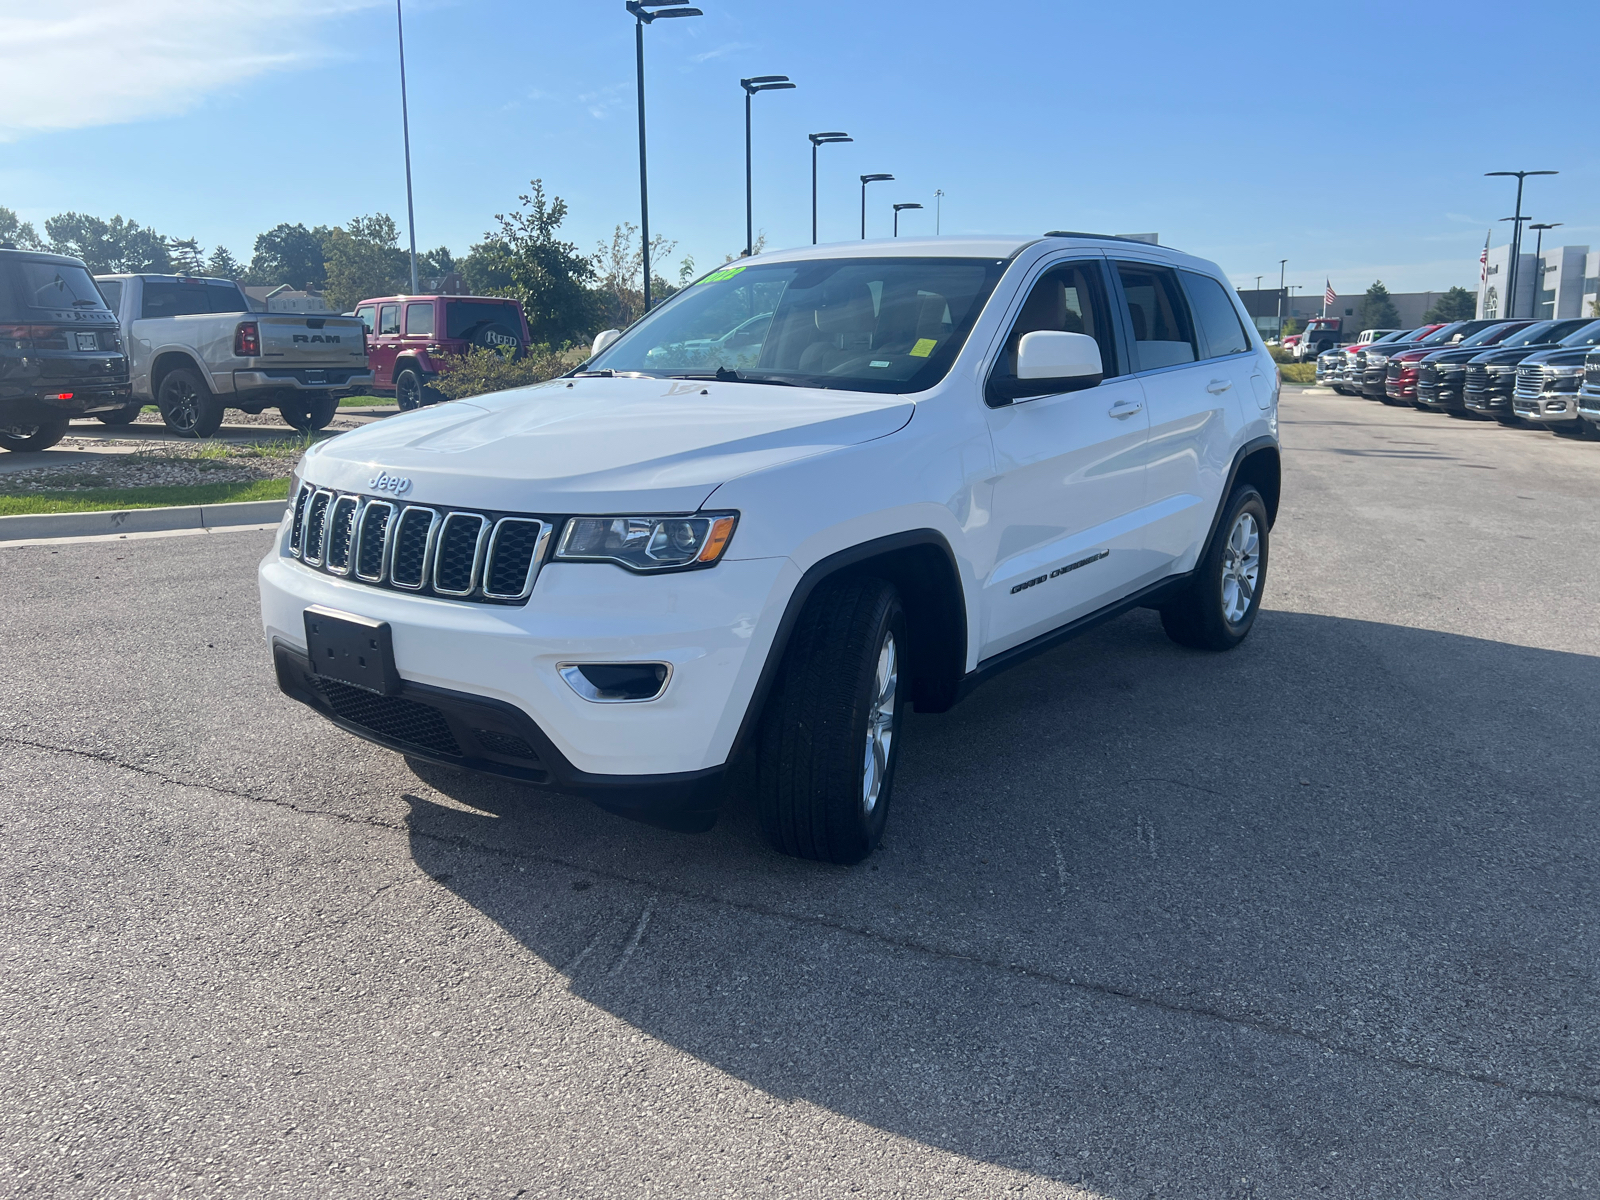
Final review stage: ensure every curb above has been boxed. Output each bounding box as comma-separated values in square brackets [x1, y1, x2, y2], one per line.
[0, 499, 287, 542]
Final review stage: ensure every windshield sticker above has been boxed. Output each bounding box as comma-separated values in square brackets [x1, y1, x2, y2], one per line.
[869, 360, 891, 368]
[698, 266, 747, 285]
[909, 338, 938, 358]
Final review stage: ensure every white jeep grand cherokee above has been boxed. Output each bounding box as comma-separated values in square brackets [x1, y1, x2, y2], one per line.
[260, 234, 1280, 863]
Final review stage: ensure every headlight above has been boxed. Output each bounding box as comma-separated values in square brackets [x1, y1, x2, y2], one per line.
[555, 512, 738, 572]
[1488, 365, 1514, 374]
[1548, 365, 1583, 376]
[1368, 354, 1387, 366]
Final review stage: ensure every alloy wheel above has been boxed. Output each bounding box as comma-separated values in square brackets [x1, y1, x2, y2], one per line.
[167, 380, 200, 432]
[1220, 512, 1260, 625]
[861, 631, 898, 815]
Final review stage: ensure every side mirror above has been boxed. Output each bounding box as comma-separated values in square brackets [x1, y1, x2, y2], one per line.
[592, 328, 622, 356]
[988, 330, 1104, 404]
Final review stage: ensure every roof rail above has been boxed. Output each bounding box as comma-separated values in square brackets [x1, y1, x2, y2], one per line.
[1043, 230, 1161, 245]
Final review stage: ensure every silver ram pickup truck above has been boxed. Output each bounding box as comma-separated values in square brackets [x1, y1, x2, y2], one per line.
[93, 274, 371, 436]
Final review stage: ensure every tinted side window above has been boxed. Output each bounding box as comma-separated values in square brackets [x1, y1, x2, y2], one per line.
[1114, 262, 1198, 371]
[378, 304, 399, 335]
[207, 282, 248, 314]
[1181, 271, 1251, 359]
[355, 305, 376, 335]
[404, 302, 435, 336]
[140, 281, 212, 319]
[998, 259, 1121, 381]
[96, 279, 124, 316]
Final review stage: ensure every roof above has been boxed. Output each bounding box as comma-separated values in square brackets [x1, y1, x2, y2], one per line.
[0, 247, 93, 267]
[745, 233, 1190, 267]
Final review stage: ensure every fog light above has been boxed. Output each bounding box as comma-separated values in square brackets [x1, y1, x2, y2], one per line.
[558, 662, 671, 703]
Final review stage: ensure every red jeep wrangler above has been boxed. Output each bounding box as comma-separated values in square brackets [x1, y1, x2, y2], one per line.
[353, 294, 532, 410]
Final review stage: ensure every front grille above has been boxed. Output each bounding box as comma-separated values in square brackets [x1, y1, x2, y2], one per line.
[1465, 364, 1490, 394]
[287, 485, 550, 605]
[1514, 366, 1545, 401]
[1585, 361, 1600, 389]
[1577, 383, 1600, 416]
[1385, 362, 1402, 382]
[1418, 363, 1438, 385]
[314, 677, 462, 756]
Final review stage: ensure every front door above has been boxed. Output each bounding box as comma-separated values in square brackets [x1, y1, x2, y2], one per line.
[1111, 261, 1243, 574]
[369, 301, 401, 388]
[980, 257, 1151, 658]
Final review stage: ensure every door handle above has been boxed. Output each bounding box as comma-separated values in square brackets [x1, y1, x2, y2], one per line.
[1206, 378, 1233, 394]
[1107, 399, 1144, 419]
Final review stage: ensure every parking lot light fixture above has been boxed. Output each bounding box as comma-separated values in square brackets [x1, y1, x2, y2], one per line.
[934, 189, 944, 235]
[893, 203, 922, 237]
[1276, 259, 1287, 341]
[627, 2, 705, 312]
[741, 76, 795, 258]
[1486, 171, 1557, 318]
[1530, 222, 1562, 317]
[859, 174, 893, 239]
[808, 132, 852, 245]
[395, 0, 419, 294]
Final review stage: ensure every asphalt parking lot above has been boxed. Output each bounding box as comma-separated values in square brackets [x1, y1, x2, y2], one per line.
[2, 388, 1598, 1198]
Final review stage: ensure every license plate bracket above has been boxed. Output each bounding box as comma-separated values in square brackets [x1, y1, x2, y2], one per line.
[304, 606, 400, 696]
[75, 332, 99, 351]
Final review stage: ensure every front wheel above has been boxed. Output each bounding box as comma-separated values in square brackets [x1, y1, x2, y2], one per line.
[1160, 485, 1269, 651]
[756, 578, 906, 864]
[0, 413, 70, 452]
[395, 369, 425, 412]
[279, 392, 339, 432]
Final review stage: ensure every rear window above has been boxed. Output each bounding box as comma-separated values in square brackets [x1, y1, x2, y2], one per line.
[405, 302, 435, 336]
[445, 300, 521, 341]
[14, 260, 110, 313]
[140, 280, 249, 319]
[206, 282, 248, 313]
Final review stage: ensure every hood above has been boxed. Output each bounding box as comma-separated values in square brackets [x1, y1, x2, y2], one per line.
[1470, 345, 1556, 364]
[301, 375, 915, 514]
[1427, 345, 1494, 363]
[1521, 347, 1591, 368]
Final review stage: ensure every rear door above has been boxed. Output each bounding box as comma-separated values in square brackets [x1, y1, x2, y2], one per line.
[979, 256, 1151, 657]
[1111, 260, 1241, 575]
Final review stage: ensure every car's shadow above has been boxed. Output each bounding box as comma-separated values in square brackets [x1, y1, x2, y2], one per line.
[399, 607, 1600, 1195]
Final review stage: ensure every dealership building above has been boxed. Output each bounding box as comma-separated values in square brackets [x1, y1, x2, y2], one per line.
[1476, 243, 1600, 321]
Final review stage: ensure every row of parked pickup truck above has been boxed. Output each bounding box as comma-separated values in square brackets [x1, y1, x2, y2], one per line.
[1314, 316, 1600, 438]
[0, 245, 532, 452]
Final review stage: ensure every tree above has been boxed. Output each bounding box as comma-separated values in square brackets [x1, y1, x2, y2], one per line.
[245, 222, 327, 290]
[0, 206, 43, 250]
[1281, 318, 1301, 338]
[592, 222, 678, 329]
[44, 213, 171, 273]
[321, 214, 409, 311]
[205, 245, 244, 280]
[418, 245, 456, 283]
[166, 236, 206, 274]
[474, 180, 599, 346]
[1358, 280, 1400, 329]
[1423, 285, 1477, 323]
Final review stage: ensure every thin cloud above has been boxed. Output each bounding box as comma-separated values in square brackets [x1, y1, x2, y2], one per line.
[691, 41, 756, 63]
[0, 0, 382, 142]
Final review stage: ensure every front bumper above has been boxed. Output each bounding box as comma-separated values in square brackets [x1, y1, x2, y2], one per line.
[259, 542, 796, 814]
[1512, 392, 1580, 423]
[1465, 378, 1514, 411]
[235, 368, 374, 393]
[1578, 383, 1600, 424]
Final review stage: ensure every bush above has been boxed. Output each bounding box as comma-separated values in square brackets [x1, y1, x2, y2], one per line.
[1267, 344, 1295, 364]
[1278, 363, 1316, 384]
[430, 345, 569, 400]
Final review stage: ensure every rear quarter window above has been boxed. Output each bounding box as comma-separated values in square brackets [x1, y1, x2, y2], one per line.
[1182, 271, 1252, 358]
[445, 300, 521, 341]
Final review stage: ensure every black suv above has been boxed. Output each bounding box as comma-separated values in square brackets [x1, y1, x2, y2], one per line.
[1509, 319, 1600, 437]
[1414, 320, 1534, 414]
[0, 247, 130, 451]
[1463, 318, 1595, 424]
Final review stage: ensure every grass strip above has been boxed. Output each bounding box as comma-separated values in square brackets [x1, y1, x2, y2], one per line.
[340, 394, 394, 407]
[0, 477, 290, 516]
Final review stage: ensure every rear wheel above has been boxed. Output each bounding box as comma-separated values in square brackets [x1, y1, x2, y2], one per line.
[96, 404, 142, 426]
[1160, 485, 1268, 652]
[0, 413, 70, 452]
[279, 392, 339, 432]
[157, 367, 224, 437]
[756, 578, 905, 865]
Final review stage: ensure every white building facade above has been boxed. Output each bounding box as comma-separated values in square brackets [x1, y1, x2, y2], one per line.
[1477, 244, 1598, 321]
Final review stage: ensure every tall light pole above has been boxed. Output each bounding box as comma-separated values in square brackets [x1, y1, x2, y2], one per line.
[628, 2, 703, 313]
[893, 203, 922, 237]
[808, 132, 851, 245]
[860, 174, 892, 239]
[934, 189, 944, 235]
[1276, 258, 1288, 341]
[1486, 170, 1557, 318]
[1529, 222, 1562, 318]
[395, 0, 419, 294]
[740, 76, 795, 258]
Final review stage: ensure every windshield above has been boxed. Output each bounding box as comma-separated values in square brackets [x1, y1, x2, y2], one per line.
[585, 256, 1008, 393]
[1458, 322, 1523, 348]
[1374, 330, 1412, 343]
[16, 260, 109, 311]
[1417, 322, 1468, 345]
[1557, 319, 1600, 348]
[1503, 320, 1580, 348]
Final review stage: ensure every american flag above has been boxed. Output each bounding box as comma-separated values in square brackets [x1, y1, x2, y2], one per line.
[1324, 280, 1336, 308]
[1480, 236, 1490, 282]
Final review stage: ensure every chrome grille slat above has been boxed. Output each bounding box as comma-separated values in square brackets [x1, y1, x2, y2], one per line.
[390, 506, 440, 591]
[302, 490, 334, 565]
[432, 512, 490, 597]
[289, 484, 312, 558]
[354, 501, 395, 582]
[483, 518, 548, 600]
[324, 496, 359, 575]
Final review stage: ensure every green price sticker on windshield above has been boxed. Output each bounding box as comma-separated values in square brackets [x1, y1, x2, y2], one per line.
[698, 266, 747, 285]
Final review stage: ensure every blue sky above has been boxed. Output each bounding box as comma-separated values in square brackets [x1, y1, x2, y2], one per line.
[2, 0, 1595, 294]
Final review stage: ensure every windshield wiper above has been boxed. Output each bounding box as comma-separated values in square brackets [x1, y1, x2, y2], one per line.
[666, 368, 800, 387]
[573, 369, 615, 377]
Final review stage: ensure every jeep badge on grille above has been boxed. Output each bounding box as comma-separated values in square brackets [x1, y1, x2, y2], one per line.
[369, 471, 412, 496]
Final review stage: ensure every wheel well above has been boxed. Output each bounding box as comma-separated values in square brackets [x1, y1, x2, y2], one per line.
[394, 357, 421, 379]
[150, 351, 202, 396]
[1235, 445, 1281, 527]
[821, 542, 967, 714]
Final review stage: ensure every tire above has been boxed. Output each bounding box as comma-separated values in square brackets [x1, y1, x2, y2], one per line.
[1494, 414, 1522, 427]
[395, 368, 425, 412]
[96, 404, 142, 426]
[1551, 421, 1594, 440]
[756, 577, 906, 865]
[279, 392, 339, 432]
[1160, 485, 1269, 652]
[0, 412, 70, 453]
[157, 366, 224, 437]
